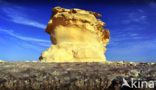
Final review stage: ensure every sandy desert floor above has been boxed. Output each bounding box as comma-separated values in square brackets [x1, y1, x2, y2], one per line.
[0, 61, 155, 90]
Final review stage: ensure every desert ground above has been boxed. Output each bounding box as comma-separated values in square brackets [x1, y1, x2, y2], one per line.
[0, 61, 155, 90]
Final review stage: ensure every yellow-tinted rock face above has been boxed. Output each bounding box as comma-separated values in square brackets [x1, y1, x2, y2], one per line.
[39, 7, 110, 62]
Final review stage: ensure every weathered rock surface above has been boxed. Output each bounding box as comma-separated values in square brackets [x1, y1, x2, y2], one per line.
[40, 7, 110, 62]
[0, 60, 5, 62]
[0, 62, 155, 90]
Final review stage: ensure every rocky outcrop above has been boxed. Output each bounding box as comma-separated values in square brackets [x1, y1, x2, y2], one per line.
[39, 7, 110, 62]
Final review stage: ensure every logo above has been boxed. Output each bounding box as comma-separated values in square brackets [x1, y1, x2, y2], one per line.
[122, 78, 130, 87]
[122, 78, 156, 88]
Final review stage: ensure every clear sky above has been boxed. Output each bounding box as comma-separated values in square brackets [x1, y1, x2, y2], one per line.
[0, 0, 156, 62]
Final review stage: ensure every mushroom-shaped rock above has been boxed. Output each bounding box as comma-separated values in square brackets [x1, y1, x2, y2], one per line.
[39, 7, 110, 62]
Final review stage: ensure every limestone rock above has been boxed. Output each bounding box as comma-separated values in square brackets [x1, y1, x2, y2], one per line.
[32, 61, 38, 62]
[39, 7, 110, 62]
[25, 60, 30, 62]
[0, 60, 5, 62]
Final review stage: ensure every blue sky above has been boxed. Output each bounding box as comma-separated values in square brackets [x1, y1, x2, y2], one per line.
[0, 0, 156, 62]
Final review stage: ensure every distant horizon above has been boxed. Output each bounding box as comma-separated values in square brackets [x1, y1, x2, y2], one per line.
[0, 0, 156, 62]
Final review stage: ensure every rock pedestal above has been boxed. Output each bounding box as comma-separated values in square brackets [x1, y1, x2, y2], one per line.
[39, 7, 110, 62]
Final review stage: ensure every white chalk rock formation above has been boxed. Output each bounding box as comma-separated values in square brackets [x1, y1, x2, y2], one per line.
[39, 7, 110, 62]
